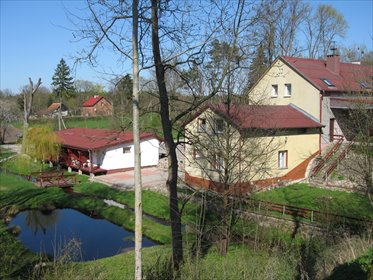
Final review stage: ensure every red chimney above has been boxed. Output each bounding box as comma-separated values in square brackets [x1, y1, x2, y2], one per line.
[326, 54, 340, 74]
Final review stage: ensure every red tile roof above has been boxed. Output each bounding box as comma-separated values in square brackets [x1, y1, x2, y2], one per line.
[186, 103, 322, 130]
[281, 56, 373, 92]
[55, 128, 160, 150]
[82, 96, 108, 107]
[46, 103, 62, 112]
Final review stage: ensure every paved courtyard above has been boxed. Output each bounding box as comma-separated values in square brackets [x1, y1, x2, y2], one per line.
[92, 167, 184, 193]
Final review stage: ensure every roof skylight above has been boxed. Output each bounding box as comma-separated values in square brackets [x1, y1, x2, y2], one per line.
[320, 78, 335, 87]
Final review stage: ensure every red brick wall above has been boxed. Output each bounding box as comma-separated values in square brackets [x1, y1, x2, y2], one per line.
[82, 98, 113, 116]
[184, 152, 318, 195]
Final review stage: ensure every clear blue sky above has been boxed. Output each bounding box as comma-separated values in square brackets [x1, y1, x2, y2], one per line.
[1, 0, 372, 93]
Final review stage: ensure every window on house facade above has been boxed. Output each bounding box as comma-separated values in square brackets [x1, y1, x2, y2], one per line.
[271, 84, 278, 97]
[284, 84, 292, 97]
[212, 153, 223, 171]
[193, 148, 203, 160]
[278, 150, 288, 169]
[197, 118, 206, 132]
[123, 147, 131, 154]
[214, 118, 224, 133]
[321, 78, 335, 87]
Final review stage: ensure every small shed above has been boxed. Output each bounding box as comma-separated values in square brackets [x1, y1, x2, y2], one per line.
[55, 128, 161, 175]
[40, 103, 68, 118]
[82, 95, 113, 116]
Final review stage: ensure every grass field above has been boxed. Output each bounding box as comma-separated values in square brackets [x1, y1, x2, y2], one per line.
[252, 183, 373, 220]
[12, 112, 182, 138]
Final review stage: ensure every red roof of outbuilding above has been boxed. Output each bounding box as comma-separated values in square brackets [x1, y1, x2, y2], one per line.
[185, 103, 322, 130]
[82, 96, 108, 107]
[281, 56, 373, 92]
[55, 128, 160, 150]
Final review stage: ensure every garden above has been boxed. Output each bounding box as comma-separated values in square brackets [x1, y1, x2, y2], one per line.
[0, 151, 372, 279]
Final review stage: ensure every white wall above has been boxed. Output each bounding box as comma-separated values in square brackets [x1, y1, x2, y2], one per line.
[94, 138, 159, 170]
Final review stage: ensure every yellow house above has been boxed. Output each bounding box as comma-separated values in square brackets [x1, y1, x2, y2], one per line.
[184, 103, 322, 194]
[248, 53, 373, 149]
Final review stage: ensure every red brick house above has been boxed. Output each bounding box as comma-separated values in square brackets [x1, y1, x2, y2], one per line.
[82, 95, 113, 117]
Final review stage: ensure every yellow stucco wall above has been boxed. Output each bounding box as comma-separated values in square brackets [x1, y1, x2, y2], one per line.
[184, 109, 320, 183]
[249, 59, 321, 121]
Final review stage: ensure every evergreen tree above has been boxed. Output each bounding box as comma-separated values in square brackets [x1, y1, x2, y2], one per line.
[247, 44, 268, 90]
[51, 58, 75, 129]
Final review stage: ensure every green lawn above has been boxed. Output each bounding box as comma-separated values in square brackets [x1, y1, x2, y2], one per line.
[252, 183, 373, 220]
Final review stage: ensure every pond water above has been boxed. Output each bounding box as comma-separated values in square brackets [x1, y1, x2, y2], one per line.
[8, 208, 155, 261]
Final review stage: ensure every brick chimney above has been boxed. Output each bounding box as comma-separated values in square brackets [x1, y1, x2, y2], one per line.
[326, 53, 340, 74]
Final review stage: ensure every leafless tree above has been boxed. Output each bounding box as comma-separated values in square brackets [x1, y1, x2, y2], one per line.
[72, 0, 256, 271]
[22, 78, 42, 129]
[132, 0, 142, 278]
[0, 99, 19, 144]
[252, 0, 308, 64]
[337, 92, 373, 207]
[303, 4, 347, 59]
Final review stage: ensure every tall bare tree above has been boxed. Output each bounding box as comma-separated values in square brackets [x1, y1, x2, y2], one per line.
[132, 0, 142, 278]
[22, 78, 42, 129]
[303, 4, 347, 59]
[72, 0, 254, 271]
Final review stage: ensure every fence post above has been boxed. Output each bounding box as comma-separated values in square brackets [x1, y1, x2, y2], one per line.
[282, 205, 285, 216]
[311, 211, 314, 222]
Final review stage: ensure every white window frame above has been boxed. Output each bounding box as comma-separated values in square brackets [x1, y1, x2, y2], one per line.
[284, 83, 292, 97]
[271, 84, 278, 97]
[213, 153, 223, 171]
[278, 150, 288, 169]
[197, 118, 206, 133]
[193, 148, 203, 160]
[214, 118, 224, 134]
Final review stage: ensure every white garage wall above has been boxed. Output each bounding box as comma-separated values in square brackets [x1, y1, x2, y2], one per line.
[95, 138, 159, 170]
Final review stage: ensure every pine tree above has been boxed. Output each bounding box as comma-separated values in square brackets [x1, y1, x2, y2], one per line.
[247, 44, 268, 90]
[51, 58, 75, 129]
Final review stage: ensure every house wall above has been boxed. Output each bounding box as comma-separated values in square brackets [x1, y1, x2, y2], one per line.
[184, 110, 320, 191]
[249, 59, 321, 121]
[82, 98, 113, 117]
[94, 138, 159, 170]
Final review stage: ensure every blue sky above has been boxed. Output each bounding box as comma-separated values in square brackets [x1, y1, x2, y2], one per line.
[1, 0, 372, 93]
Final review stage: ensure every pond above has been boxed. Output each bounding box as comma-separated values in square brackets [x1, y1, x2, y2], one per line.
[8, 208, 156, 261]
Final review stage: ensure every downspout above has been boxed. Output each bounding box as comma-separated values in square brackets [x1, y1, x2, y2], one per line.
[319, 91, 324, 153]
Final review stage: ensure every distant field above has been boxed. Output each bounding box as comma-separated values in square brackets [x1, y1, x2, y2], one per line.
[252, 183, 373, 220]
[12, 113, 181, 138]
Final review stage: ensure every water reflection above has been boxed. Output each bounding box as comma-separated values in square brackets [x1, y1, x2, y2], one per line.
[9, 209, 155, 261]
[24, 210, 59, 235]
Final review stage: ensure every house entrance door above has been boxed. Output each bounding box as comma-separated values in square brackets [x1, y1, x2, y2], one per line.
[329, 118, 335, 142]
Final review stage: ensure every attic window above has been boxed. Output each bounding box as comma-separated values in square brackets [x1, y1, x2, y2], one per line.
[321, 78, 335, 87]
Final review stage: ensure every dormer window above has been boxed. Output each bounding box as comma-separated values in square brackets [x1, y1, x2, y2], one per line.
[321, 78, 335, 87]
[284, 84, 292, 97]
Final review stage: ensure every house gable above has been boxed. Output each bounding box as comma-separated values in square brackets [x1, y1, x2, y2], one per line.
[249, 57, 322, 121]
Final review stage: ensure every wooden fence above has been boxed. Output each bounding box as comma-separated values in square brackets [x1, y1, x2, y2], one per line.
[243, 198, 372, 228]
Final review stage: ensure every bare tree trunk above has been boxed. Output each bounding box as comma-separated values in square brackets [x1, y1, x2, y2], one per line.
[151, 0, 183, 271]
[132, 0, 142, 279]
[23, 78, 42, 129]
